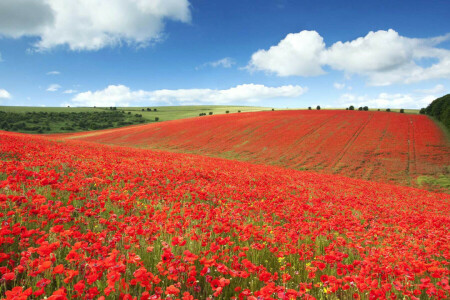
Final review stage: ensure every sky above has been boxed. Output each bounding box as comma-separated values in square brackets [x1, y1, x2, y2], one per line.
[0, 0, 449, 109]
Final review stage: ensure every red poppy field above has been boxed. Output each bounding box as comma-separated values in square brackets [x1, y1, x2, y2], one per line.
[52, 110, 450, 191]
[0, 130, 449, 299]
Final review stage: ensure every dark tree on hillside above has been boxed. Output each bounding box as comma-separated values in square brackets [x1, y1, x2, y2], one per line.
[308, 107, 312, 110]
[363, 106, 369, 111]
[349, 106, 354, 110]
[209, 112, 213, 115]
[420, 108, 426, 114]
[316, 106, 321, 110]
[386, 108, 391, 112]
[400, 109, 405, 113]
[358, 107, 363, 111]
[423, 94, 450, 130]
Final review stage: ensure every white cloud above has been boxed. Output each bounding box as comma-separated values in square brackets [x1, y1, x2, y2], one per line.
[0, 89, 11, 99]
[46, 70, 60, 75]
[63, 89, 78, 94]
[248, 30, 326, 76]
[338, 91, 440, 109]
[197, 57, 236, 69]
[248, 29, 450, 86]
[70, 84, 307, 107]
[333, 83, 346, 90]
[0, 0, 191, 51]
[46, 84, 61, 92]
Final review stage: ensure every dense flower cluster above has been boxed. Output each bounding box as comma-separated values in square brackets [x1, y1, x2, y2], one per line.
[54, 110, 449, 190]
[0, 131, 449, 299]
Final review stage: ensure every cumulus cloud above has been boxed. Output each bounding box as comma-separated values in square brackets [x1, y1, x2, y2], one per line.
[70, 84, 307, 107]
[248, 29, 450, 85]
[248, 30, 326, 76]
[46, 70, 60, 75]
[46, 84, 61, 92]
[0, 0, 54, 38]
[0, 89, 11, 99]
[197, 57, 236, 70]
[0, 0, 191, 51]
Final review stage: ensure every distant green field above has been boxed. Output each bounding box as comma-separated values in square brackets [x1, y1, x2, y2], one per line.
[0, 105, 272, 133]
[116, 105, 273, 121]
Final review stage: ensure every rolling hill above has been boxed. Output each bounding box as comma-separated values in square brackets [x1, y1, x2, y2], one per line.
[52, 110, 450, 191]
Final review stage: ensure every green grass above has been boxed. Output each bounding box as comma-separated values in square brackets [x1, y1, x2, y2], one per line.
[115, 105, 272, 121]
[0, 105, 272, 134]
[0, 105, 272, 121]
[417, 175, 450, 191]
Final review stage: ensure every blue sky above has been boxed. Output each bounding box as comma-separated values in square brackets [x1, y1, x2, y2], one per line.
[0, 0, 449, 108]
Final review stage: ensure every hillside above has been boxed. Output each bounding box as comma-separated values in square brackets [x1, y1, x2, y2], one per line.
[0, 106, 271, 133]
[52, 110, 450, 191]
[1, 131, 449, 299]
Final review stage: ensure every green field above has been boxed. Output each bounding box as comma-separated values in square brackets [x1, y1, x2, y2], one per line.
[116, 105, 273, 121]
[0, 105, 272, 133]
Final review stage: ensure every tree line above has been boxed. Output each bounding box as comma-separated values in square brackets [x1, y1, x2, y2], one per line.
[0, 111, 146, 133]
[420, 94, 450, 130]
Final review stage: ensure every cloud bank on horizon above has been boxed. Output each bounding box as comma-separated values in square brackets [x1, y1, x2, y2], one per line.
[68, 84, 307, 107]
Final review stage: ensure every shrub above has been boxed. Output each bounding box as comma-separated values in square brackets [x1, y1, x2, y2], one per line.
[400, 109, 405, 113]
[209, 112, 213, 115]
[308, 107, 312, 110]
[358, 107, 363, 111]
[272, 108, 275, 111]
[420, 108, 426, 114]
[238, 110, 241, 113]
[226, 111, 229, 114]
[363, 106, 369, 111]
[349, 106, 354, 110]
[316, 106, 321, 110]
[155, 117, 159, 122]
[386, 108, 391, 112]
